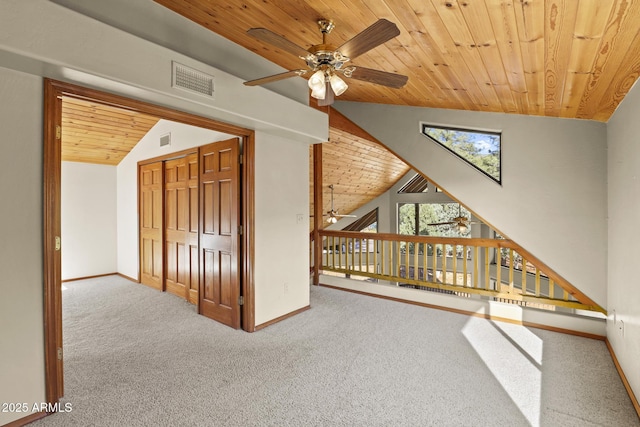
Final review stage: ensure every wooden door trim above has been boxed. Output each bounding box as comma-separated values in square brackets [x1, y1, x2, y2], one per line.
[242, 134, 255, 332]
[43, 78, 63, 404]
[43, 79, 256, 405]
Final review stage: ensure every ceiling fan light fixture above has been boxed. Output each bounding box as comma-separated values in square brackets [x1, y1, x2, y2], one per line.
[329, 73, 348, 96]
[327, 215, 338, 224]
[308, 70, 326, 95]
[311, 83, 327, 100]
[458, 223, 468, 233]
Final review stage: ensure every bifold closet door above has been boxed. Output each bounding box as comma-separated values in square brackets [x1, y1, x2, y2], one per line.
[199, 138, 241, 329]
[139, 162, 164, 290]
[164, 153, 199, 303]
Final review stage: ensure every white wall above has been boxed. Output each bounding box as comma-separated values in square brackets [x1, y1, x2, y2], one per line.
[0, 2, 325, 422]
[335, 102, 608, 308]
[116, 119, 231, 279]
[254, 134, 311, 325]
[62, 162, 117, 280]
[607, 79, 640, 402]
[0, 67, 46, 426]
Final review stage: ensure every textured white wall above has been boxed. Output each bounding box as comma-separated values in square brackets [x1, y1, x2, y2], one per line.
[254, 133, 311, 325]
[61, 162, 117, 280]
[0, 68, 46, 426]
[607, 79, 640, 403]
[116, 119, 230, 280]
[335, 102, 608, 307]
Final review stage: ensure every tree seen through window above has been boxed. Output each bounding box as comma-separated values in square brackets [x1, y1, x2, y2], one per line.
[422, 124, 501, 183]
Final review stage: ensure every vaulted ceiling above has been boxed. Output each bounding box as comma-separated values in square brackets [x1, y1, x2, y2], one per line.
[61, 0, 640, 229]
[154, 0, 640, 122]
[62, 97, 160, 165]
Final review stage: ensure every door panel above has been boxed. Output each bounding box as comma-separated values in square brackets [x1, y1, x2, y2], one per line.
[140, 162, 163, 290]
[199, 138, 241, 329]
[164, 157, 191, 300]
[187, 153, 199, 304]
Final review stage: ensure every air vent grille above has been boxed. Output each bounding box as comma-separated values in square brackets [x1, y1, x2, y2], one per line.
[172, 61, 214, 97]
[160, 133, 171, 147]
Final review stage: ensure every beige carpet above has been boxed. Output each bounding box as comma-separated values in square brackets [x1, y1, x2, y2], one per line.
[33, 275, 638, 426]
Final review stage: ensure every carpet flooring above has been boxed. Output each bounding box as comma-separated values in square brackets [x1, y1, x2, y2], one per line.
[33, 275, 638, 426]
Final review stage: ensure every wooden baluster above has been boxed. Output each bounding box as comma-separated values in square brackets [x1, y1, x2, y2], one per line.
[423, 242, 428, 283]
[462, 245, 468, 287]
[387, 240, 394, 277]
[473, 246, 479, 288]
[432, 243, 437, 284]
[404, 240, 410, 281]
[485, 246, 490, 291]
[521, 256, 527, 295]
[380, 240, 385, 276]
[452, 244, 457, 286]
[366, 238, 370, 274]
[331, 236, 336, 270]
[509, 248, 514, 295]
[496, 247, 501, 293]
[414, 241, 419, 281]
[351, 237, 355, 274]
[396, 240, 401, 280]
[358, 237, 363, 273]
[372, 239, 377, 276]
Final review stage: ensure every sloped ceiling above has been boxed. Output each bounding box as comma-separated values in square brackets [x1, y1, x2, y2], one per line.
[311, 126, 410, 230]
[153, 0, 640, 122]
[61, 0, 640, 225]
[62, 97, 160, 165]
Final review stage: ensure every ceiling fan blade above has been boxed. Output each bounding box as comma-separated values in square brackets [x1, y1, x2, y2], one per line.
[337, 19, 400, 60]
[349, 67, 408, 88]
[427, 222, 456, 226]
[335, 214, 357, 218]
[244, 70, 306, 86]
[247, 28, 310, 58]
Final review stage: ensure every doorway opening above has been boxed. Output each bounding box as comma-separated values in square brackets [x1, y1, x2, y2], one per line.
[44, 79, 256, 405]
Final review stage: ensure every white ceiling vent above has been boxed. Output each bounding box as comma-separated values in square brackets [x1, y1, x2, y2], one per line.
[172, 61, 214, 97]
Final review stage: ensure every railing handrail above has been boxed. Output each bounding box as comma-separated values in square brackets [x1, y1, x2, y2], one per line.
[315, 229, 605, 314]
[320, 230, 512, 248]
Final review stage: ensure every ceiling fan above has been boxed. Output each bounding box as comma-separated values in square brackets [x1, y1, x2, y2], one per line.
[311, 184, 357, 224]
[427, 204, 478, 233]
[243, 18, 409, 106]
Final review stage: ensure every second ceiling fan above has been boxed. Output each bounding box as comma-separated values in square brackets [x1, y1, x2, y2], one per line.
[244, 18, 408, 106]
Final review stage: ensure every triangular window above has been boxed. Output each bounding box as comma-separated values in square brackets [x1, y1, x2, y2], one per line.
[398, 174, 429, 193]
[342, 208, 378, 232]
[421, 124, 501, 184]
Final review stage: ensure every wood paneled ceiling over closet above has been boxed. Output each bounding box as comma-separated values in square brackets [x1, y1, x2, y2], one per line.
[153, 0, 640, 122]
[61, 97, 160, 165]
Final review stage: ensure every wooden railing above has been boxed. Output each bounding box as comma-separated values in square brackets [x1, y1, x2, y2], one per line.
[314, 230, 605, 314]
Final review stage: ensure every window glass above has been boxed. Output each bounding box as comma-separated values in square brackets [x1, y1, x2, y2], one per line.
[422, 124, 501, 183]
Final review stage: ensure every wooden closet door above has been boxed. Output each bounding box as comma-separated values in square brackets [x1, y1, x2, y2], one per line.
[199, 138, 241, 329]
[140, 162, 163, 290]
[187, 153, 200, 305]
[164, 157, 189, 299]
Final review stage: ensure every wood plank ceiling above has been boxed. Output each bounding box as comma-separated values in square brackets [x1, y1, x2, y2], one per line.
[310, 125, 410, 229]
[153, 0, 640, 122]
[62, 97, 160, 165]
[63, 0, 640, 229]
